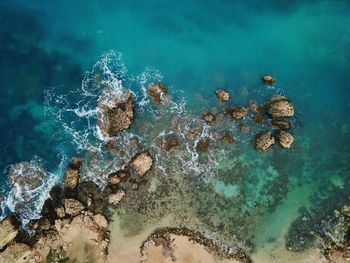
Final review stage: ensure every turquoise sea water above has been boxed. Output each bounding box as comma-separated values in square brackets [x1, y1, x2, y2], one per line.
[0, 0, 350, 258]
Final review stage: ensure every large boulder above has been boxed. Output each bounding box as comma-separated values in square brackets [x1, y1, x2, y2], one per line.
[195, 138, 210, 152]
[108, 189, 126, 205]
[147, 82, 169, 105]
[270, 119, 291, 130]
[215, 89, 230, 101]
[129, 151, 153, 176]
[97, 92, 134, 136]
[224, 107, 249, 120]
[254, 131, 275, 152]
[64, 199, 85, 216]
[223, 132, 236, 144]
[0, 216, 19, 250]
[202, 112, 216, 124]
[160, 135, 181, 154]
[64, 168, 80, 189]
[262, 75, 276, 85]
[108, 170, 128, 185]
[276, 130, 294, 149]
[266, 96, 294, 118]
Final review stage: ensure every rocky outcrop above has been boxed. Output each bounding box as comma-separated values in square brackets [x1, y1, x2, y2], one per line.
[224, 107, 249, 120]
[276, 130, 294, 149]
[108, 189, 126, 205]
[223, 132, 236, 144]
[108, 170, 127, 185]
[64, 199, 85, 216]
[215, 89, 230, 101]
[270, 119, 291, 130]
[202, 112, 216, 124]
[160, 135, 180, 154]
[0, 216, 19, 250]
[262, 75, 276, 85]
[98, 92, 134, 136]
[195, 138, 210, 152]
[254, 131, 275, 152]
[129, 151, 153, 176]
[148, 82, 168, 105]
[266, 96, 294, 118]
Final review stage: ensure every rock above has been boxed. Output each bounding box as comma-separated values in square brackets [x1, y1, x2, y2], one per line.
[132, 183, 139, 190]
[254, 131, 275, 152]
[64, 199, 84, 216]
[64, 168, 80, 189]
[129, 151, 153, 176]
[215, 89, 230, 101]
[8, 161, 44, 190]
[68, 156, 83, 170]
[270, 119, 291, 130]
[224, 107, 249, 120]
[223, 133, 236, 144]
[108, 189, 126, 205]
[249, 100, 260, 113]
[252, 111, 264, 124]
[160, 135, 181, 154]
[98, 92, 134, 136]
[55, 206, 65, 219]
[147, 82, 168, 105]
[262, 75, 276, 85]
[195, 138, 210, 152]
[276, 130, 294, 149]
[202, 112, 216, 124]
[0, 216, 19, 250]
[266, 96, 294, 118]
[240, 124, 250, 134]
[108, 170, 128, 185]
[186, 126, 202, 141]
[93, 214, 108, 228]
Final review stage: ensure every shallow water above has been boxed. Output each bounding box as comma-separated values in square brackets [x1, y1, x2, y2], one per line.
[0, 0, 350, 260]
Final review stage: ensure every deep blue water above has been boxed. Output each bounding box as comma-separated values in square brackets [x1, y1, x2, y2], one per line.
[0, 0, 350, 257]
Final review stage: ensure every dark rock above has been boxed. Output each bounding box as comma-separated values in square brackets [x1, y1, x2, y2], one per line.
[266, 96, 294, 118]
[276, 130, 294, 149]
[147, 82, 168, 105]
[97, 92, 134, 136]
[254, 131, 275, 152]
[68, 156, 83, 170]
[108, 170, 128, 185]
[262, 75, 276, 85]
[215, 89, 230, 101]
[160, 135, 181, 154]
[223, 133, 236, 144]
[195, 138, 210, 152]
[270, 119, 291, 130]
[202, 112, 216, 124]
[224, 107, 249, 120]
[129, 151, 153, 176]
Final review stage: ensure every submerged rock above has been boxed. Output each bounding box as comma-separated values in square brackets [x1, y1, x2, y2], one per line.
[129, 151, 153, 176]
[8, 161, 44, 190]
[160, 135, 181, 154]
[276, 130, 294, 149]
[240, 124, 250, 134]
[202, 112, 216, 124]
[64, 199, 85, 216]
[270, 119, 291, 130]
[108, 189, 126, 205]
[254, 131, 275, 152]
[195, 138, 210, 152]
[262, 75, 276, 85]
[267, 96, 294, 118]
[215, 89, 230, 101]
[98, 92, 134, 136]
[148, 82, 168, 105]
[224, 107, 249, 120]
[0, 216, 19, 250]
[108, 170, 128, 185]
[223, 132, 236, 144]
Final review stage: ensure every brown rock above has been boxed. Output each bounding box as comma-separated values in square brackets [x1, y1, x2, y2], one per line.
[68, 156, 83, 170]
[98, 92, 134, 136]
[223, 133, 236, 144]
[262, 75, 276, 85]
[93, 214, 108, 228]
[215, 89, 230, 101]
[129, 151, 153, 176]
[108, 170, 128, 185]
[147, 82, 168, 105]
[240, 124, 250, 134]
[267, 96, 294, 118]
[55, 206, 65, 219]
[202, 112, 216, 124]
[249, 100, 260, 113]
[270, 119, 291, 130]
[254, 131, 275, 152]
[276, 130, 294, 149]
[224, 107, 249, 120]
[160, 135, 181, 154]
[0, 216, 19, 250]
[195, 138, 210, 152]
[64, 168, 80, 189]
[64, 199, 84, 216]
[108, 189, 126, 204]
